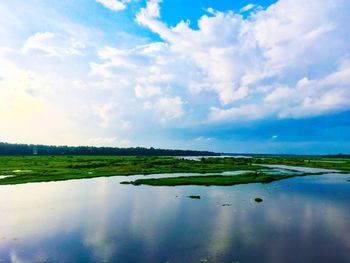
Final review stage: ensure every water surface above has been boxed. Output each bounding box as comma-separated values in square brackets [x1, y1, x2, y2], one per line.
[1, 172, 350, 263]
[256, 164, 339, 173]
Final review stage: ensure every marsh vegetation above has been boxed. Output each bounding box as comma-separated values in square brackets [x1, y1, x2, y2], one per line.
[0, 155, 349, 185]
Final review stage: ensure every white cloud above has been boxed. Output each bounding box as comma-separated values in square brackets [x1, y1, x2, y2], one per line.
[240, 4, 256, 12]
[93, 102, 133, 129]
[22, 32, 85, 57]
[94, 103, 117, 128]
[1, 0, 350, 148]
[95, 0, 129, 11]
[209, 104, 267, 122]
[195, 136, 213, 141]
[135, 0, 350, 121]
[134, 84, 162, 98]
[136, 3, 252, 105]
[0, 2, 138, 147]
[0, 55, 84, 145]
[0, 58, 47, 120]
[144, 96, 185, 122]
[90, 43, 177, 81]
[87, 136, 131, 147]
[90, 43, 193, 123]
[137, 0, 162, 20]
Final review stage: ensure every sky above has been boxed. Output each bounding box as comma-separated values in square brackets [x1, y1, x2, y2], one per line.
[0, 0, 349, 154]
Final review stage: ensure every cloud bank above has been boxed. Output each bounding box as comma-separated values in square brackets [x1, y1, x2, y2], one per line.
[0, 0, 349, 152]
[132, 0, 350, 122]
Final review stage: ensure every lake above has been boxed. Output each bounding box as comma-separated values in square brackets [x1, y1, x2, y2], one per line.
[1, 171, 350, 263]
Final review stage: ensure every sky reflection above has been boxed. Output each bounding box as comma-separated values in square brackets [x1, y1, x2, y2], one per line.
[1, 173, 350, 263]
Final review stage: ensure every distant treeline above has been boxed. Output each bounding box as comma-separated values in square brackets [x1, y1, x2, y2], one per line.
[323, 154, 350, 158]
[0, 142, 220, 156]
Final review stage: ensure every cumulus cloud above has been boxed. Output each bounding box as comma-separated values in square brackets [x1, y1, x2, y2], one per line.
[1, 0, 350, 149]
[134, 0, 350, 121]
[95, 0, 130, 11]
[143, 96, 185, 122]
[134, 85, 162, 98]
[94, 103, 118, 128]
[209, 104, 267, 122]
[240, 4, 256, 12]
[90, 0, 350, 125]
[22, 32, 85, 57]
[92, 102, 133, 130]
[138, 0, 162, 19]
[90, 43, 192, 122]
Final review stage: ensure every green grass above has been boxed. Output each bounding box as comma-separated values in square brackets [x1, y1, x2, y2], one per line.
[0, 155, 349, 185]
[122, 172, 302, 186]
[0, 156, 263, 185]
[253, 156, 350, 172]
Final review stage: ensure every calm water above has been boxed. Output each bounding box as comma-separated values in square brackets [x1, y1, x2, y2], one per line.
[1, 172, 350, 263]
[257, 164, 340, 173]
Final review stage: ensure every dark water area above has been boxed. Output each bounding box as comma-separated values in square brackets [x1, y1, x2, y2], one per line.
[1, 172, 350, 263]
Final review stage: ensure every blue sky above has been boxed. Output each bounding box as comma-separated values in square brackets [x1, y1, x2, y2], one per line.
[0, 0, 350, 154]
